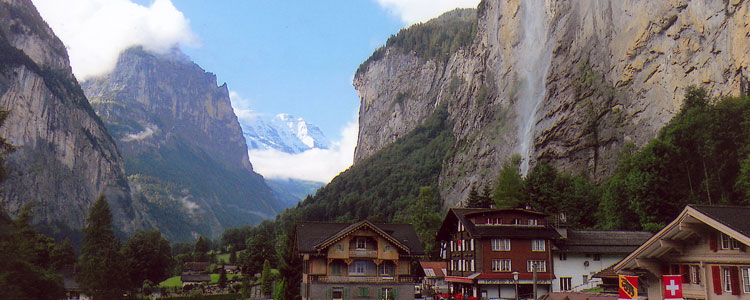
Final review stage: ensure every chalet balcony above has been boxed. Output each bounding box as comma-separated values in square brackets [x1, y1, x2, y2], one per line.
[310, 275, 420, 284]
[348, 249, 378, 257]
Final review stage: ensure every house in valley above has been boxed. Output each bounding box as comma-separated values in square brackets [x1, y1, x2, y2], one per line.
[294, 220, 425, 300]
[436, 208, 560, 299]
[551, 229, 652, 292]
[614, 205, 750, 300]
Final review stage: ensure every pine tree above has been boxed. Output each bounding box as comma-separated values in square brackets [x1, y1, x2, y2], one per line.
[465, 184, 482, 208]
[218, 265, 228, 289]
[261, 259, 274, 296]
[76, 195, 128, 299]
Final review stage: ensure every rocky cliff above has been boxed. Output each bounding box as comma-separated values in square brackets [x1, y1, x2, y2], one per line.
[0, 0, 143, 236]
[81, 47, 283, 240]
[354, 0, 750, 205]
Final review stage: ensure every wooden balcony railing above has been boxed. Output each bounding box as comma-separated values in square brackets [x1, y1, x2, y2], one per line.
[349, 250, 378, 257]
[310, 275, 420, 284]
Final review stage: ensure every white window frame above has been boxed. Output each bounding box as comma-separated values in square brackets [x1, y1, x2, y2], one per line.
[528, 219, 538, 225]
[560, 277, 572, 291]
[691, 265, 700, 285]
[492, 259, 511, 272]
[724, 267, 733, 292]
[471, 259, 475, 272]
[532, 239, 546, 252]
[721, 233, 742, 250]
[742, 267, 750, 293]
[355, 237, 367, 249]
[492, 238, 511, 251]
[332, 287, 344, 300]
[527, 260, 547, 272]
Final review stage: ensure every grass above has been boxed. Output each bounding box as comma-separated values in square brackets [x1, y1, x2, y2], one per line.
[159, 274, 243, 288]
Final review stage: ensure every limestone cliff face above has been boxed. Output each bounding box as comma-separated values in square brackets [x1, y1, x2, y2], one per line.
[81, 47, 282, 240]
[0, 0, 143, 234]
[354, 0, 750, 205]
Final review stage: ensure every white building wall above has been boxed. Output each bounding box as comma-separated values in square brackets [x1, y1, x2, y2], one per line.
[552, 253, 626, 292]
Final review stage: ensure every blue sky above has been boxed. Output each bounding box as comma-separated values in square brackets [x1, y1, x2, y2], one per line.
[32, 0, 480, 182]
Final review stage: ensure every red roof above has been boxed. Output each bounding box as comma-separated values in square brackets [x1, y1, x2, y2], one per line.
[420, 261, 447, 277]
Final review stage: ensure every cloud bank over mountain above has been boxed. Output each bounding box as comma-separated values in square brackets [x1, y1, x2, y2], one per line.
[374, 0, 480, 24]
[32, 0, 196, 80]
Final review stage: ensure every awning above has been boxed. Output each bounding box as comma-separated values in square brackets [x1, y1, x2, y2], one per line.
[445, 273, 481, 283]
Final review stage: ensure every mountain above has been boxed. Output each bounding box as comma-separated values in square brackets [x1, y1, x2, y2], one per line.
[265, 178, 323, 207]
[240, 113, 330, 153]
[0, 0, 144, 239]
[353, 1, 750, 205]
[81, 47, 283, 241]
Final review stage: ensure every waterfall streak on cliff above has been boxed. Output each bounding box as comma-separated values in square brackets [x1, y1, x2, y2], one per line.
[516, 0, 552, 175]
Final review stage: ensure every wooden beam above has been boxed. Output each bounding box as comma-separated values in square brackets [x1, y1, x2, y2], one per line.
[660, 239, 684, 254]
[635, 258, 662, 276]
[679, 222, 706, 235]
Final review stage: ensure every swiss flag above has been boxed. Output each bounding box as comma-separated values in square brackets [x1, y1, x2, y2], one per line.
[663, 275, 684, 299]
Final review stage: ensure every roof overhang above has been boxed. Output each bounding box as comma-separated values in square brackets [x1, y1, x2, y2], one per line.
[313, 220, 411, 254]
[614, 205, 750, 273]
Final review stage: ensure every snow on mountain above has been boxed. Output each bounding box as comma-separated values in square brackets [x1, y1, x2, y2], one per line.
[239, 113, 331, 154]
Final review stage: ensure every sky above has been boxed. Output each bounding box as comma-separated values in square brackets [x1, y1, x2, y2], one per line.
[32, 0, 480, 182]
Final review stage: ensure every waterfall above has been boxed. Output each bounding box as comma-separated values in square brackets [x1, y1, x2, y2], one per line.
[516, 0, 552, 176]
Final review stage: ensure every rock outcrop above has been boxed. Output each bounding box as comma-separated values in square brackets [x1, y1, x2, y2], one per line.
[82, 47, 283, 240]
[0, 0, 143, 235]
[354, 0, 750, 205]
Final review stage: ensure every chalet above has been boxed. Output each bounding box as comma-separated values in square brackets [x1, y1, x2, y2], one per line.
[551, 229, 652, 292]
[436, 208, 560, 299]
[614, 204, 750, 300]
[420, 261, 448, 295]
[294, 220, 425, 300]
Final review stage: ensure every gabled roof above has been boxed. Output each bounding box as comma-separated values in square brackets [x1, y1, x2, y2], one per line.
[437, 208, 560, 240]
[558, 230, 653, 254]
[614, 204, 750, 272]
[421, 261, 447, 277]
[295, 220, 425, 256]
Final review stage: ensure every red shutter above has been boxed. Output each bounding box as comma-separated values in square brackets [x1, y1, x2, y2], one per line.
[681, 265, 690, 283]
[712, 266, 723, 295]
[731, 266, 741, 295]
[710, 234, 718, 252]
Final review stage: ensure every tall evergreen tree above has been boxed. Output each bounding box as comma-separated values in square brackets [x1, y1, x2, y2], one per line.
[122, 230, 173, 289]
[492, 154, 525, 208]
[465, 184, 482, 208]
[76, 196, 128, 299]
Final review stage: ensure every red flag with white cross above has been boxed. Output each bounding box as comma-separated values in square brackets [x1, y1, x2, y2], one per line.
[663, 275, 684, 300]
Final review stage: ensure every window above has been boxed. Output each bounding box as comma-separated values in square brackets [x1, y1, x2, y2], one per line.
[532, 240, 546, 251]
[356, 237, 367, 249]
[471, 259, 475, 272]
[691, 265, 701, 285]
[383, 245, 391, 252]
[492, 239, 511, 251]
[720, 233, 742, 250]
[559, 253, 567, 261]
[742, 267, 750, 293]
[528, 219, 538, 225]
[332, 287, 344, 300]
[593, 254, 601, 261]
[359, 287, 370, 297]
[527, 260, 546, 272]
[492, 259, 511, 272]
[560, 277, 572, 291]
[382, 287, 394, 300]
[335, 244, 344, 251]
[582, 275, 588, 284]
[379, 263, 394, 276]
[350, 261, 368, 275]
[724, 267, 733, 292]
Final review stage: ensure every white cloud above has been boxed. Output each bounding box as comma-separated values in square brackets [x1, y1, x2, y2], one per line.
[31, 0, 197, 80]
[248, 118, 359, 183]
[122, 124, 158, 142]
[229, 90, 260, 121]
[374, 0, 481, 24]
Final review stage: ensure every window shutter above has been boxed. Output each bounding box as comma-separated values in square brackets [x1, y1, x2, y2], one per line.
[394, 287, 399, 299]
[328, 287, 333, 300]
[731, 266, 741, 295]
[710, 233, 718, 252]
[712, 266, 722, 295]
[681, 265, 690, 283]
[377, 288, 382, 299]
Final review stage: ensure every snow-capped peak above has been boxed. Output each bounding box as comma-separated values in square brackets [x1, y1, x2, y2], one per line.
[238, 113, 331, 154]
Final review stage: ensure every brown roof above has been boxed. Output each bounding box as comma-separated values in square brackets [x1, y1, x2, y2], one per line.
[420, 261, 447, 277]
[690, 204, 750, 238]
[558, 230, 653, 254]
[183, 262, 210, 272]
[437, 208, 560, 240]
[295, 221, 425, 255]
